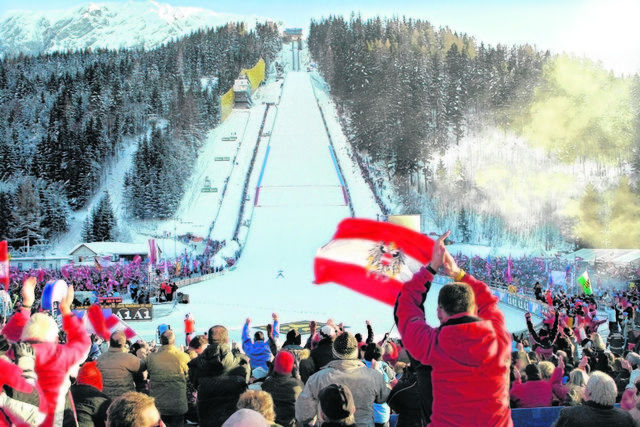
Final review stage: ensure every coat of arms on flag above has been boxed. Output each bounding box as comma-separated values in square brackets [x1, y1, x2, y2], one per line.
[314, 218, 435, 306]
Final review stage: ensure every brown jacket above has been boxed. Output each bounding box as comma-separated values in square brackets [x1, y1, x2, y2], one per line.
[147, 344, 191, 415]
[97, 346, 146, 399]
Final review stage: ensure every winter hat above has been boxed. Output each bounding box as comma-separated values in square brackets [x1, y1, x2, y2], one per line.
[319, 384, 355, 421]
[320, 325, 336, 339]
[77, 361, 104, 391]
[525, 363, 541, 381]
[332, 332, 359, 360]
[252, 367, 268, 380]
[22, 313, 59, 343]
[274, 351, 295, 374]
[221, 409, 270, 427]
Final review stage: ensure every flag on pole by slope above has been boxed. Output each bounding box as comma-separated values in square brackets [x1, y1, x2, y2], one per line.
[148, 239, 157, 266]
[0, 241, 9, 290]
[577, 270, 593, 295]
[314, 218, 435, 306]
[94, 256, 103, 272]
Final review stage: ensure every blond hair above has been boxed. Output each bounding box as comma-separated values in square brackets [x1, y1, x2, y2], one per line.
[22, 313, 58, 343]
[237, 390, 276, 423]
[591, 333, 606, 352]
[538, 361, 554, 380]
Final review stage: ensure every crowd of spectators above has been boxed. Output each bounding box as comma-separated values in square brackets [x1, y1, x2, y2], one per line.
[4, 233, 640, 426]
[453, 252, 640, 297]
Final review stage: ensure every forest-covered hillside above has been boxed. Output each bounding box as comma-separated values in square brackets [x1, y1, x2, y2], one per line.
[308, 15, 640, 250]
[0, 21, 281, 249]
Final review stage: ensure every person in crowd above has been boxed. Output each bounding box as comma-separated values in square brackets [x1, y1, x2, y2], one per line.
[262, 350, 304, 427]
[300, 323, 337, 383]
[510, 363, 554, 408]
[526, 310, 560, 360]
[354, 321, 375, 360]
[106, 391, 164, 427]
[188, 325, 251, 427]
[282, 329, 303, 350]
[317, 384, 357, 427]
[184, 314, 196, 347]
[249, 367, 269, 391]
[387, 354, 424, 427]
[362, 343, 393, 427]
[552, 371, 636, 426]
[88, 334, 103, 361]
[146, 329, 190, 427]
[97, 331, 147, 399]
[236, 390, 281, 427]
[295, 332, 389, 427]
[129, 340, 151, 393]
[242, 316, 275, 371]
[2, 277, 91, 427]
[187, 335, 208, 358]
[0, 354, 47, 426]
[185, 336, 207, 425]
[550, 356, 590, 406]
[221, 408, 270, 427]
[393, 231, 511, 426]
[70, 360, 112, 427]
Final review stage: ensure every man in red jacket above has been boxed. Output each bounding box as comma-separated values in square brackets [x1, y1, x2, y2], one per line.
[394, 231, 512, 426]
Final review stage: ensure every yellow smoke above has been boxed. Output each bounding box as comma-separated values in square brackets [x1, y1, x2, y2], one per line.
[523, 55, 633, 163]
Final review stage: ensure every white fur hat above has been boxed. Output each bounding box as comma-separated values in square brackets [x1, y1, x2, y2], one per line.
[22, 313, 59, 343]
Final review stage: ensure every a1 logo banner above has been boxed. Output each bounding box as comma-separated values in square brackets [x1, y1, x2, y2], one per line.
[314, 218, 435, 306]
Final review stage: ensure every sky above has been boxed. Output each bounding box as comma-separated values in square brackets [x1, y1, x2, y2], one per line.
[1, 0, 639, 75]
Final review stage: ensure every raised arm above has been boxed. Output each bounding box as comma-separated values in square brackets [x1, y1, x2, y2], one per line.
[1, 277, 37, 342]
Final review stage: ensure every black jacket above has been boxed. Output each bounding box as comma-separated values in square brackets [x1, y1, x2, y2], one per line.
[70, 384, 111, 427]
[552, 400, 636, 427]
[187, 342, 251, 427]
[261, 372, 304, 427]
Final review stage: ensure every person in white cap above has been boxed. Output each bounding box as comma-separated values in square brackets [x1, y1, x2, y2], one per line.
[296, 332, 389, 427]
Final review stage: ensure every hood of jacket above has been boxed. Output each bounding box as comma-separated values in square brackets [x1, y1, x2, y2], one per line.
[188, 342, 229, 375]
[436, 315, 499, 367]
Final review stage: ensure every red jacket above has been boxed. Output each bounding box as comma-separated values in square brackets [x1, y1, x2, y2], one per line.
[2, 308, 91, 427]
[510, 379, 553, 408]
[394, 268, 512, 427]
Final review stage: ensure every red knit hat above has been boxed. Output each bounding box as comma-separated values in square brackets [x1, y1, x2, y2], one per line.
[77, 361, 103, 391]
[274, 351, 295, 374]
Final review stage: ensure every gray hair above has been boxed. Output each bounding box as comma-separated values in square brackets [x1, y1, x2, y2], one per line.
[586, 371, 617, 406]
[627, 352, 640, 368]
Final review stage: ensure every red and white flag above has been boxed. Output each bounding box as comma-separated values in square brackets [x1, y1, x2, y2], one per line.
[0, 241, 9, 290]
[148, 239, 157, 266]
[84, 304, 136, 340]
[314, 218, 435, 306]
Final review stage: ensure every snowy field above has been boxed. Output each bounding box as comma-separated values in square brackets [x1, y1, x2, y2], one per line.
[129, 68, 531, 345]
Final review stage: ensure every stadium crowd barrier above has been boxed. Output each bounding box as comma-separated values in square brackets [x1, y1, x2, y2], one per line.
[432, 274, 550, 317]
[172, 270, 226, 289]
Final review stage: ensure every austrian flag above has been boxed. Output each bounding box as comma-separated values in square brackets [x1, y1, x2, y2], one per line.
[314, 218, 435, 306]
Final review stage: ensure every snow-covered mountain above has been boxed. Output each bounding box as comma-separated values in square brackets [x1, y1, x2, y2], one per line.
[0, 0, 279, 56]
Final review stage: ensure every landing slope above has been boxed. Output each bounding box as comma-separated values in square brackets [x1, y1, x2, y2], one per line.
[134, 71, 529, 343]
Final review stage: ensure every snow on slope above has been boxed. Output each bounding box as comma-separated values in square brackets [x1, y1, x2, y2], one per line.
[129, 67, 529, 344]
[0, 0, 278, 56]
